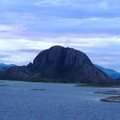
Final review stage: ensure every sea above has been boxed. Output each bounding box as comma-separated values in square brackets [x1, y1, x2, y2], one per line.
[0, 80, 120, 120]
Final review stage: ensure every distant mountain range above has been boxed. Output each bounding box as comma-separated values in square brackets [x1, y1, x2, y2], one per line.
[95, 65, 120, 79]
[0, 46, 110, 83]
[0, 63, 15, 70]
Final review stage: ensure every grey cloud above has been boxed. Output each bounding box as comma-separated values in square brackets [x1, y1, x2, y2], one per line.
[23, 17, 120, 36]
[18, 49, 41, 53]
[0, 0, 120, 37]
[0, 54, 10, 58]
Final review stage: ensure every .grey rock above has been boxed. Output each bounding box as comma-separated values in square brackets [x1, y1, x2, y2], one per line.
[0, 46, 110, 83]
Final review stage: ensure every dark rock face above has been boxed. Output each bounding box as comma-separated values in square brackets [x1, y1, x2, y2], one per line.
[0, 46, 110, 83]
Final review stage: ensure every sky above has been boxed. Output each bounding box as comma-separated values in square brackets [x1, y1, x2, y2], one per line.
[0, 0, 120, 72]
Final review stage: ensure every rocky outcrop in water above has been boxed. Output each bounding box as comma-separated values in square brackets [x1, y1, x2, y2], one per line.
[0, 46, 110, 83]
[95, 91, 120, 95]
[100, 96, 120, 103]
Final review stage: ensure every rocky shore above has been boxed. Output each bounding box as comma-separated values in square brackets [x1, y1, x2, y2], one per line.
[95, 90, 120, 103]
[100, 96, 120, 103]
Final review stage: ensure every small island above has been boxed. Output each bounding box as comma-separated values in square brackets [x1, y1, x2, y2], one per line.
[95, 91, 120, 103]
[100, 96, 120, 103]
[95, 91, 120, 95]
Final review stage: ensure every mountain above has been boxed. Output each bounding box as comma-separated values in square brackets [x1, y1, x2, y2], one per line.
[0, 63, 15, 70]
[0, 46, 110, 83]
[96, 65, 120, 79]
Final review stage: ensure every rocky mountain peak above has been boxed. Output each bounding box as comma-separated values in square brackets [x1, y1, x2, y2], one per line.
[0, 46, 110, 83]
[32, 45, 92, 69]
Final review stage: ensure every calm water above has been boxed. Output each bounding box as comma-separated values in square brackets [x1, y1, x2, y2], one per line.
[0, 80, 120, 120]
